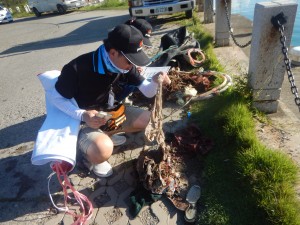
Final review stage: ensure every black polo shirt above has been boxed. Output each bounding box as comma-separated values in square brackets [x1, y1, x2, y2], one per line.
[55, 50, 144, 110]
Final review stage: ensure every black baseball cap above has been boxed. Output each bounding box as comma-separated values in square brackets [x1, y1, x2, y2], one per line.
[125, 19, 153, 48]
[108, 24, 151, 67]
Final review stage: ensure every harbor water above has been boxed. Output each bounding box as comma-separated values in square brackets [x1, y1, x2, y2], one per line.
[226, 0, 299, 47]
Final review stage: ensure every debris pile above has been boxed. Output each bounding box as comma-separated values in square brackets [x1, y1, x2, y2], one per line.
[163, 69, 218, 103]
[136, 123, 213, 210]
[131, 69, 227, 107]
[136, 75, 213, 210]
[136, 145, 189, 210]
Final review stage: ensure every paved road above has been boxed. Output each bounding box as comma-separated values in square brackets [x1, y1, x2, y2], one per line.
[0, 10, 131, 150]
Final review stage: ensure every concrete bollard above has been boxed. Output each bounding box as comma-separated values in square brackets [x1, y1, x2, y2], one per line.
[215, 0, 231, 46]
[197, 0, 204, 12]
[204, 0, 214, 24]
[15, 6, 21, 13]
[248, 1, 298, 113]
[24, 5, 31, 13]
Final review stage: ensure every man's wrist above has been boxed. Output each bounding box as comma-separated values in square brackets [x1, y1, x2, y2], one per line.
[80, 111, 86, 122]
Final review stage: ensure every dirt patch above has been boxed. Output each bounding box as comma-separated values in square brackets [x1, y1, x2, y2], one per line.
[255, 120, 285, 151]
[104, 207, 123, 224]
[139, 207, 159, 225]
[255, 118, 300, 167]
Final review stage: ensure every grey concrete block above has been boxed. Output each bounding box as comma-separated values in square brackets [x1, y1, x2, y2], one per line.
[204, 0, 214, 23]
[215, 38, 230, 47]
[252, 88, 281, 101]
[248, 2, 297, 90]
[253, 100, 279, 113]
[215, 0, 231, 46]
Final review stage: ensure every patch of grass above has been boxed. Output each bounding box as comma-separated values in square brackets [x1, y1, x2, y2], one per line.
[238, 147, 300, 225]
[12, 1, 128, 18]
[189, 86, 300, 225]
[79, 0, 127, 10]
[178, 14, 300, 225]
[213, 73, 226, 87]
[11, 11, 34, 18]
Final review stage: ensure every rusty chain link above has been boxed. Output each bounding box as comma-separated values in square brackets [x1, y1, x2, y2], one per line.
[224, 0, 252, 48]
[275, 19, 300, 111]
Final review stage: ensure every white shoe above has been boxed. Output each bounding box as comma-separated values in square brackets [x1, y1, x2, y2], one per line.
[185, 185, 201, 223]
[93, 161, 113, 178]
[186, 185, 201, 204]
[111, 134, 127, 146]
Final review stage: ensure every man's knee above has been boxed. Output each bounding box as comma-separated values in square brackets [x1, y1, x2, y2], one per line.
[87, 134, 113, 164]
[132, 110, 151, 129]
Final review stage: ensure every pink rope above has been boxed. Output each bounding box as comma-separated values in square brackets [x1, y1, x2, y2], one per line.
[52, 162, 93, 225]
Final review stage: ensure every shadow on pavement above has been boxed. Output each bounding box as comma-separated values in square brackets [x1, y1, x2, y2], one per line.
[0, 150, 53, 223]
[0, 115, 45, 149]
[0, 14, 129, 56]
[11, 10, 74, 23]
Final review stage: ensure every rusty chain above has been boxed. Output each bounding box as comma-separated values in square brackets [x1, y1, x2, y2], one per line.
[273, 15, 300, 111]
[224, 0, 252, 48]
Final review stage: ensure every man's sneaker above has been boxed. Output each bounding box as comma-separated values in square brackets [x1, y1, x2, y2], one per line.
[77, 154, 113, 178]
[92, 161, 113, 177]
[111, 134, 127, 146]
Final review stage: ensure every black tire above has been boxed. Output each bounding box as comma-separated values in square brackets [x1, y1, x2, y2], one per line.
[57, 5, 66, 14]
[33, 7, 41, 17]
[185, 9, 192, 19]
[136, 16, 146, 20]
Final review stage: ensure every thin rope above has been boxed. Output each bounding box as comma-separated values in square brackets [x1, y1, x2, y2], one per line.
[145, 75, 169, 159]
[48, 162, 93, 225]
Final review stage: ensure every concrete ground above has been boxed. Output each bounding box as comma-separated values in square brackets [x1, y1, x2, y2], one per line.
[1, 11, 300, 225]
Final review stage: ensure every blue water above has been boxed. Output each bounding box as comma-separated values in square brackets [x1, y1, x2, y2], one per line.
[227, 0, 300, 46]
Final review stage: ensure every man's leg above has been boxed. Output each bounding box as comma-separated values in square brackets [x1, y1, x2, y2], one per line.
[107, 106, 151, 135]
[78, 127, 114, 177]
[77, 107, 150, 177]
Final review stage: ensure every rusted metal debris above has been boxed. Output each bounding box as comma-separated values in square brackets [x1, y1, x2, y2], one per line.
[136, 71, 214, 211]
[137, 124, 213, 211]
[163, 69, 216, 101]
[130, 69, 219, 106]
[167, 69, 213, 92]
[136, 145, 190, 211]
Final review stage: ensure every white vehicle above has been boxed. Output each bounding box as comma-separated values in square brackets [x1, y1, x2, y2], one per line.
[0, 5, 13, 23]
[28, 0, 86, 17]
[128, 0, 195, 19]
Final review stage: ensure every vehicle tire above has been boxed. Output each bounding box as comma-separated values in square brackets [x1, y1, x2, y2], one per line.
[185, 10, 192, 19]
[33, 7, 41, 17]
[136, 16, 146, 19]
[57, 5, 66, 14]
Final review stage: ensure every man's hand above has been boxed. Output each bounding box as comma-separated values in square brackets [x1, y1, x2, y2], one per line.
[152, 72, 171, 85]
[137, 66, 145, 74]
[81, 110, 107, 129]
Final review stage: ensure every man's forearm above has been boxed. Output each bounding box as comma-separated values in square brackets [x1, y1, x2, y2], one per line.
[48, 88, 85, 121]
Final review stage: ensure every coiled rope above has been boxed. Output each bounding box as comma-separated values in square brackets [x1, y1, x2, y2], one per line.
[183, 48, 206, 67]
